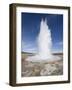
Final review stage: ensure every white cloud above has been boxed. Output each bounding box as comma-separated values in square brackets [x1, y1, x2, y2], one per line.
[21, 40, 32, 48]
[55, 41, 63, 46]
[21, 40, 37, 53]
[52, 49, 63, 53]
[58, 41, 63, 45]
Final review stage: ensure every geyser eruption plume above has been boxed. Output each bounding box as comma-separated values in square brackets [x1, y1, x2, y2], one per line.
[38, 18, 52, 59]
[26, 18, 60, 62]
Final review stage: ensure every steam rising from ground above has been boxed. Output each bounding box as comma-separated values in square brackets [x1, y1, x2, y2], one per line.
[26, 18, 60, 62]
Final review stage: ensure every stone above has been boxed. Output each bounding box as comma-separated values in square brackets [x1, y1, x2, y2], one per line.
[40, 64, 59, 76]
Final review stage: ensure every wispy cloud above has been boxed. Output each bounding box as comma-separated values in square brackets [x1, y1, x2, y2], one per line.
[55, 41, 63, 46]
[52, 48, 63, 53]
[52, 41, 63, 53]
[21, 40, 37, 53]
[57, 41, 63, 45]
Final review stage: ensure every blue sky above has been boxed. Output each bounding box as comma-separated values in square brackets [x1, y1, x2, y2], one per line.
[21, 12, 63, 53]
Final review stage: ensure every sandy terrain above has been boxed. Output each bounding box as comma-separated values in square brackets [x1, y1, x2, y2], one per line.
[21, 53, 63, 77]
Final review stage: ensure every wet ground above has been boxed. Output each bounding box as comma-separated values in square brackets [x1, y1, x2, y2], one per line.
[21, 53, 63, 77]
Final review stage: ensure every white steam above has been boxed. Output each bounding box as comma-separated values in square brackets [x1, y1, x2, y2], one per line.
[26, 18, 60, 62]
[37, 18, 52, 58]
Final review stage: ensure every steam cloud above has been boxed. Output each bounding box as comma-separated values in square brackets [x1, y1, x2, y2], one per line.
[26, 18, 60, 62]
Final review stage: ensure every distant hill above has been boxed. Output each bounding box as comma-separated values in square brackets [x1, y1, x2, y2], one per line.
[22, 52, 63, 55]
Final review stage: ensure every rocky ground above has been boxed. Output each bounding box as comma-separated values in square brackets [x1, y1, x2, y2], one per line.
[21, 53, 63, 77]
